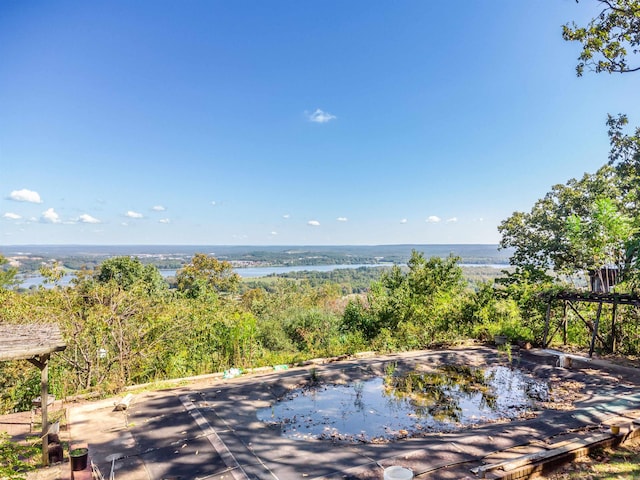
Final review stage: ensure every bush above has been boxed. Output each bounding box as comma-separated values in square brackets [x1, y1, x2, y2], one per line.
[0, 433, 36, 479]
[282, 307, 340, 355]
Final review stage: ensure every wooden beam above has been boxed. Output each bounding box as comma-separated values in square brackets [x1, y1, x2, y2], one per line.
[589, 302, 603, 358]
[566, 301, 607, 347]
[611, 299, 618, 353]
[554, 292, 640, 307]
[471, 433, 612, 476]
[26, 357, 45, 370]
[562, 302, 568, 345]
[40, 354, 50, 467]
[543, 299, 552, 347]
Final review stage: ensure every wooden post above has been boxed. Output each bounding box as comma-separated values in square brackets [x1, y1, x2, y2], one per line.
[41, 354, 50, 467]
[562, 301, 568, 345]
[611, 297, 618, 353]
[589, 302, 603, 358]
[543, 299, 552, 347]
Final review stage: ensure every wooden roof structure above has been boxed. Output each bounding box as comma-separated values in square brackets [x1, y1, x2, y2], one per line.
[0, 323, 67, 466]
[542, 291, 640, 358]
[0, 323, 67, 362]
[552, 291, 640, 307]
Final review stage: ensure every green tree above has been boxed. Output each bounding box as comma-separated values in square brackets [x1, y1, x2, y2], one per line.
[342, 298, 378, 340]
[176, 254, 240, 299]
[563, 0, 640, 76]
[562, 2, 640, 287]
[365, 251, 466, 346]
[499, 164, 625, 277]
[605, 115, 640, 288]
[0, 255, 18, 289]
[566, 197, 636, 272]
[94, 256, 167, 295]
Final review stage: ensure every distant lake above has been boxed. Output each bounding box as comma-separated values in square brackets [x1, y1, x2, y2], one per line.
[17, 263, 508, 288]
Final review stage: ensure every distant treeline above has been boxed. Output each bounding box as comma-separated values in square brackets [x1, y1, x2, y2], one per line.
[242, 266, 391, 294]
[242, 265, 513, 295]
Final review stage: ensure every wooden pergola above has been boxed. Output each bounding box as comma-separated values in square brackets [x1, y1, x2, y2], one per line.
[542, 291, 640, 357]
[0, 323, 66, 466]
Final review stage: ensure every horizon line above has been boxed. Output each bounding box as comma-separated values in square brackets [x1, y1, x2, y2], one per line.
[1, 242, 502, 247]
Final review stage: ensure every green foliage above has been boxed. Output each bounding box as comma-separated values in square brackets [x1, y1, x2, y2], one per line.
[499, 115, 640, 298]
[499, 164, 625, 277]
[38, 261, 65, 286]
[463, 282, 525, 341]
[341, 299, 378, 340]
[562, 3, 640, 286]
[566, 197, 636, 274]
[0, 433, 36, 479]
[358, 251, 468, 347]
[94, 256, 168, 296]
[495, 38, 640, 345]
[10, 241, 638, 415]
[605, 114, 640, 290]
[243, 266, 389, 294]
[241, 278, 338, 320]
[499, 270, 563, 345]
[563, 0, 640, 76]
[0, 255, 19, 290]
[0, 363, 39, 413]
[282, 307, 341, 355]
[176, 254, 240, 298]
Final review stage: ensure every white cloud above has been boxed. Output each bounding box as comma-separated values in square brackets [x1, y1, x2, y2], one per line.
[337, 217, 348, 222]
[78, 214, 101, 224]
[211, 201, 217, 206]
[3, 212, 21, 220]
[446, 217, 458, 223]
[308, 220, 320, 226]
[307, 109, 336, 124]
[159, 218, 170, 224]
[283, 214, 290, 219]
[152, 205, 166, 212]
[126, 211, 143, 219]
[400, 218, 408, 224]
[426, 216, 441, 223]
[41, 208, 61, 223]
[9, 189, 42, 203]
[270, 231, 278, 236]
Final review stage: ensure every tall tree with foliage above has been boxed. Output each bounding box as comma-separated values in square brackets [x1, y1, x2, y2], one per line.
[563, 0, 640, 76]
[566, 197, 636, 273]
[560, 0, 640, 288]
[499, 164, 623, 277]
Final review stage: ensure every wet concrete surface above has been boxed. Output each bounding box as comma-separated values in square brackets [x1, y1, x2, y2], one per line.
[16, 346, 640, 479]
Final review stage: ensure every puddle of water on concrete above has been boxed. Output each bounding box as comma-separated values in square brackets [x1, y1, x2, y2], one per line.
[257, 365, 549, 443]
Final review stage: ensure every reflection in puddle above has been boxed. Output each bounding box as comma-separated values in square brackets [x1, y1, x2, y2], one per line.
[257, 365, 549, 443]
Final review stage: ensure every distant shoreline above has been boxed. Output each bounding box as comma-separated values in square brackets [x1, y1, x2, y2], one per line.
[1, 243, 509, 256]
[4, 244, 513, 282]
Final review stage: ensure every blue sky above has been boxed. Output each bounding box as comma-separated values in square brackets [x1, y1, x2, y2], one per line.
[1, 1, 639, 246]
